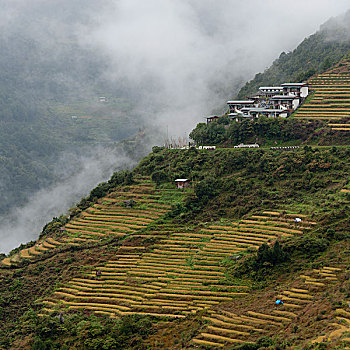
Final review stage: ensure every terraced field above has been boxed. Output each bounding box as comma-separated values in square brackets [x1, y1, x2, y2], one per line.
[192, 265, 344, 347]
[0, 179, 176, 268]
[293, 58, 350, 126]
[39, 211, 313, 321]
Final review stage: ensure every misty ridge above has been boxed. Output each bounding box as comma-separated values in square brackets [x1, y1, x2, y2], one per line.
[0, 146, 138, 254]
[0, 0, 350, 253]
[323, 9, 350, 42]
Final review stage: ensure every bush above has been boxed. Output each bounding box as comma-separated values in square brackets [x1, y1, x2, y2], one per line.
[151, 170, 168, 185]
[194, 176, 220, 205]
[286, 235, 329, 257]
[256, 241, 288, 267]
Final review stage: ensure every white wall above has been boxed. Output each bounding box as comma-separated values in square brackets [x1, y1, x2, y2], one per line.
[301, 86, 309, 98]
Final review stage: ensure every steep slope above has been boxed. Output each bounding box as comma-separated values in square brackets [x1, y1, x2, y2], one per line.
[237, 11, 350, 99]
[293, 56, 350, 126]
[38, 210, 311, 320]
[1, 177, 176, 268]
[0, 147, 349, 349]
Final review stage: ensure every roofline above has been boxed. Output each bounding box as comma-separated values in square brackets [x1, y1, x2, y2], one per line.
[259, 87, 283, 90]
[271, 95, 299, 99]
[227, 100, 255, 104]
[281, 83, 308, 86]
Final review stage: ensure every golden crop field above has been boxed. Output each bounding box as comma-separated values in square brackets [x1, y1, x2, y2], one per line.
[39, 210, 316, 323]
[0, 179, 174, 268]
[293, 58, 350, 128]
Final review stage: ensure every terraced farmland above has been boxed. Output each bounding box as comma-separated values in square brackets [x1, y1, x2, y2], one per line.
[39, 210, 313, 321]
[0, 179, 177, 268]
[293, 58, 350, 125]
[192, 265, 344, 347]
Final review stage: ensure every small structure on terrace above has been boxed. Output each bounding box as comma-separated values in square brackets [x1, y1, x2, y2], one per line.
[175, 179, 191, 190]
[206, 115, 220, 124]
[234, 143, 260, 148]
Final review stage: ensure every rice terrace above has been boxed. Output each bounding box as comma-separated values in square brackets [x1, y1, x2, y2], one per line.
[1, 4, 350, 350]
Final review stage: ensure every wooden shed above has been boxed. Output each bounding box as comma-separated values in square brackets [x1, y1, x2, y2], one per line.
[175, 179, 190, 189]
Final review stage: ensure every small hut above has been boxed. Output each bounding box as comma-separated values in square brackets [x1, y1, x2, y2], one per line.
[175, 179, 190, 189]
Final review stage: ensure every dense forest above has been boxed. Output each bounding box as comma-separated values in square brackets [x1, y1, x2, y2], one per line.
[189, 117, 350, 147]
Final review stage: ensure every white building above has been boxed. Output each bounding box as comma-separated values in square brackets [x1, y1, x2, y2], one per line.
[259, 87, 283, 97]
[281, 83, 309, 98]
[227, 100, 256, 113]
[234, 143, 259, 148]
[271, 95, 300, 110]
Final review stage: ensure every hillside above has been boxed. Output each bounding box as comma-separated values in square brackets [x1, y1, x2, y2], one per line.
[0, 2, 145, 216]
[189, 54, 350, 148]
[237, 11, 350, 99]
[2, 7, 350, 349]
[0, 145, 349, 349]
[293, 57, 350, 127]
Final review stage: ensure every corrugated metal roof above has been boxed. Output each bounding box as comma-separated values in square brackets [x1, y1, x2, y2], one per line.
[281, 83, 307, 87]
[259, 86, 283, 90]
[227, 100, 255, 104]
[271, 95, 298, 99]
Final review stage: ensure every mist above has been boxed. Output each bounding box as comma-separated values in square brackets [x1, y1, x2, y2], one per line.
[79, 0, 350, 136]
[1, 0, 350, 253]
[0, 148, 136, 254]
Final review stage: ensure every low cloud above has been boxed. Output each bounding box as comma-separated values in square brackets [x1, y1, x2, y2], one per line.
[0, 147, 136, 254]
[78, 0, 350, 137]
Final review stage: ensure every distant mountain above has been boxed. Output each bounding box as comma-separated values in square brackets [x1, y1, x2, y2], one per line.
[237, 10, 350, 99]
[0, 1, 143, 215]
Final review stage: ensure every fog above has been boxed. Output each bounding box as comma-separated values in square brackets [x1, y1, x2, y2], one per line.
[79, 0, 350, 135]
[0, 148, 136, 253]
[1, 0, 350, 253]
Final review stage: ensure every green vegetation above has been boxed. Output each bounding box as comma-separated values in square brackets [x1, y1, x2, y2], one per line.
[135, 146, 350, 220]
[1, 11, 350, 350]
[237, 12, 350, 99]
[189, 116, 350, 147]
[189, 117, 334, 147]
[18, 312, 153, 350]
[0, 144, 349, 349]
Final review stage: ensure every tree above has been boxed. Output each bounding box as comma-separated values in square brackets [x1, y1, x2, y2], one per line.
[256, 241, 288, 267]
[189, 123, 208, 145]
[194, 176, 219, 204]
[151, 170, 168, 186]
